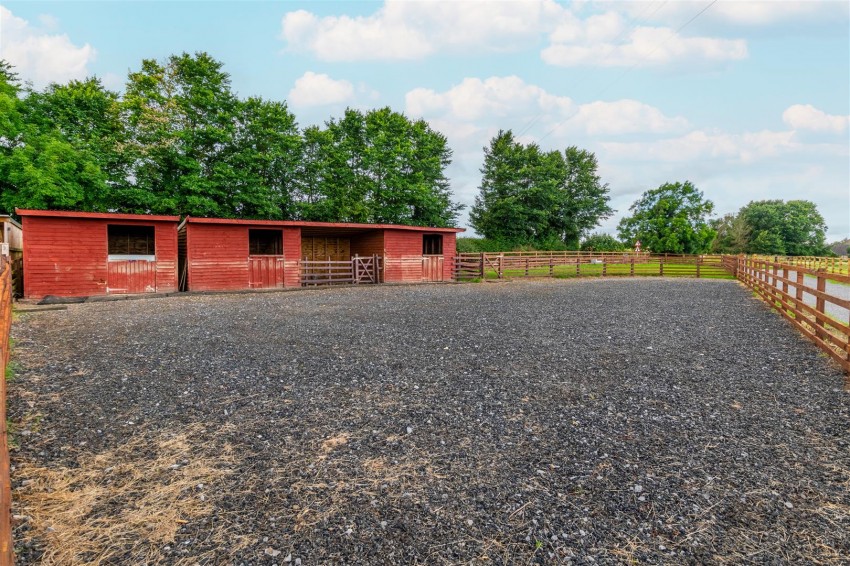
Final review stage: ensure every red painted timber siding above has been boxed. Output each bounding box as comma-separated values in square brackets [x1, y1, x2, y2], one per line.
[383, 230, 456, 283]
[186, 224, 301, 291]
[22, 216, 178, 299]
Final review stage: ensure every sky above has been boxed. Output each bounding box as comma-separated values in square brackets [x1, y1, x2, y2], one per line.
[1, 0, 848, 240]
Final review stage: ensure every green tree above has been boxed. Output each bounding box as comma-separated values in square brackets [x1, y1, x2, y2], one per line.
[298, 107, 461, 226]
[617, 181, 715, 254]
[123, 52, 241, 216]
[581, 233, 625, 252]
[739, 200, 829, 256]
[0, 62, 109, 213]
[552, 147, 613, 249]
[710, 212, 751, 254]
[470, 131, 612, 249]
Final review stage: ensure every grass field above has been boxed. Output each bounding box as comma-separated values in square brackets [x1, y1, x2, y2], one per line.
[478, 260, 734, 280]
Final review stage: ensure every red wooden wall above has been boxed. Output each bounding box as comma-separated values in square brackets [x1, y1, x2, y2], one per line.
[21, 215, 178, 299]
[184, 223, 300, 291]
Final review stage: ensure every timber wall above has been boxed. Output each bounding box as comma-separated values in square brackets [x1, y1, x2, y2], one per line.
[22, 216, 178, 299]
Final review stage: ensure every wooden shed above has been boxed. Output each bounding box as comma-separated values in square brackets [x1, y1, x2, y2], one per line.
[179, 218, 462, 291]
[17, 209, 180, 299]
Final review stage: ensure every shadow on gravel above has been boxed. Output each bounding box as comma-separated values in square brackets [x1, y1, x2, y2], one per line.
[7, 279, 850, 564]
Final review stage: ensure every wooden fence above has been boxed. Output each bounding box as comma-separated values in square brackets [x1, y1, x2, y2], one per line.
[728, 255, 850, 374]
[751, 255, 849, 275]
[301, 255, 382, 286]
[455, 252, 728, 280]
[0, 256, 13, 564]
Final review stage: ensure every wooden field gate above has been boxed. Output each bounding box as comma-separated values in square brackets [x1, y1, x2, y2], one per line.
[301, 254, 382, 286]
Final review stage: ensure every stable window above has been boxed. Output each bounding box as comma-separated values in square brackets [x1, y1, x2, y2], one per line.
[108, 225, 155, 259]
[423, 234, 443, 255]
[249, 229, 283, 255]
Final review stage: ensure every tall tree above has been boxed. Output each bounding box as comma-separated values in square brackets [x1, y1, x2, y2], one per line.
[710, 212, 751, 254]
[739, 200, 829, 256]
[0, 62, 109, 213]
[552, 147, 613, 249]
[298, 107, 461, 226]
[617, 181, 715, 254]
[123, 52, 240, 216]
[470, 131, 612, 248]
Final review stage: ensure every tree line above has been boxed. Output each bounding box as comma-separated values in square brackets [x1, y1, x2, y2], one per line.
[0, 52, 834, 256]
[0, 53, 461, 227]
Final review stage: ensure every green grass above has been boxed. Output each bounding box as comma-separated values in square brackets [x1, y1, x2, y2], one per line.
[467, 261, 734, 281]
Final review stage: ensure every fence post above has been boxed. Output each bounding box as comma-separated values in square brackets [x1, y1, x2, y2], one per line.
[576, 258, 581, 276]
[782, 264, 788, 295]
[795, 269, 804, 309]
[659, 256, 664, 276]
[815, 272, 827, 341]
[479, 252, 485, 280]
[525, 257, 529, 277]
[354, 254, 359, 284]
[373, 253, 380, 283]
[630, 257, 635, 276]
[549, 256, 554, 277]
[602, 256, 607, 277]
[498, 254, 503, 279]
[696, 256, 701, 278]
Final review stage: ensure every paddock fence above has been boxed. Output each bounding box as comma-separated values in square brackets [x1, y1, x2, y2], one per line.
[0, 256, 13, 564]
[729, 255, 850, 374]
[455, 251, 729, 281]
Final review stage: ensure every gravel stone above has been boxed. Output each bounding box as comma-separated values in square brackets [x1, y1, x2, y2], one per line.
[8, 279, 850, 564]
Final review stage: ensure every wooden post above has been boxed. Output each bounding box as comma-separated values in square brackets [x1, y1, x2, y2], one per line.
[782, 265, 788, 295]
[659, 256, 664, 276]
[576, 258, 580, 276]
[795, 269, 804, 309]
[354, 254, 359, 284]
[602, 256, 607, 277]
[815, 272, 827, 340]
[630, 257, 635, 276]
[498, 254, 503, 279]
[480, 252, 485, 280]
[696, 256, 701, 278]
[525, 257, 529, 277]
[549, 256, 554, 277]
[772, 261, 778, 289]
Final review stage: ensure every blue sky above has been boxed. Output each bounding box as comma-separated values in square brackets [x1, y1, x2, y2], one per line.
[2, 1, 848, 239]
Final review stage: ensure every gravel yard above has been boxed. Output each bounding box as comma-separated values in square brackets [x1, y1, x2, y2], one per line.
[8, 279, 850, 564]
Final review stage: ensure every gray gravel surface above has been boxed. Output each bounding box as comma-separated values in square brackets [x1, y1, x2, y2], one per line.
[9, 279, 850, 564]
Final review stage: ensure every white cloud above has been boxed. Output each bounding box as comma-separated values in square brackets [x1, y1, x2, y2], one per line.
[618, 0, 850, 27]
[782, 104, 849, 134]
[406, 76, 687, 137]
[601, 129, 802, 164]
[0, 6, 95, 88]
[280, 0, 566, 61]
[543, 20, 747, 68]
[288, 72, 355, 107]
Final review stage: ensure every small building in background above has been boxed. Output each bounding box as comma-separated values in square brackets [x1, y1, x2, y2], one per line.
[1, 215, 23, 296]
[179, 218, 462, 291]
[17, 209, 180, 299]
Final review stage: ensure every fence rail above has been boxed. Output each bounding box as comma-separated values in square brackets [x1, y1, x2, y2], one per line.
[731, 256, 850, 374]
[455, 252, 728, 280]
[300, 255, 382, 286]
[0, 256, 13, 564]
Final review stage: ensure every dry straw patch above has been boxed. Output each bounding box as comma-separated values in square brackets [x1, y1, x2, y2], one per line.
[16, 424, 239, 565]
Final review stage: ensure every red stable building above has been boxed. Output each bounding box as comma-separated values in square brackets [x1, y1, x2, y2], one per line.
[17, 209, 180, 299]
[179, 218, 463, 291]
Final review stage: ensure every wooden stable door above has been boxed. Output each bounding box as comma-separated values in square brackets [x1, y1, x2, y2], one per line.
[248, 256, 285, 288]
[107, 260, 157, 294]
[422, 256, 444, 282]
